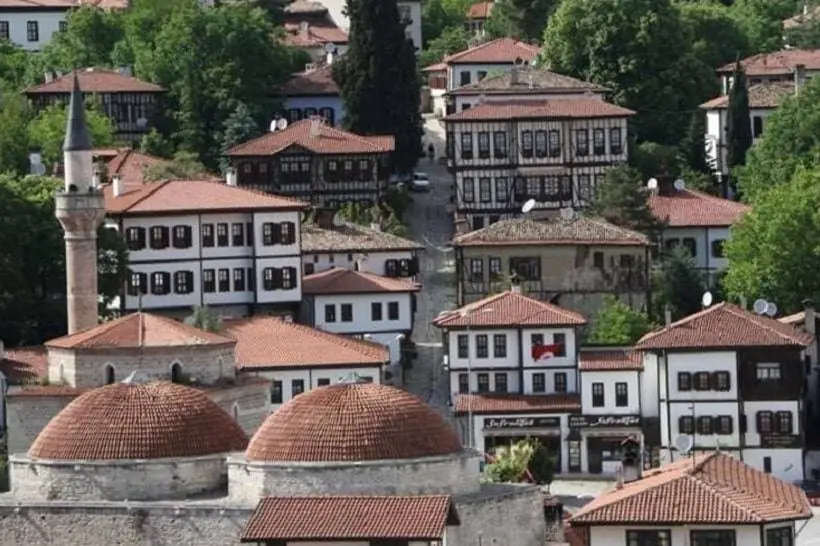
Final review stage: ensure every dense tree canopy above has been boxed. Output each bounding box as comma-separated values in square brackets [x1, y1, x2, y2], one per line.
[726, 61, 753, 171]
[653, 246, 707, 321]
[421, 0, 471, 45]
[419, 26, 472, 67]
[484, 0, 558, 41]
[676, 1, 751, 69]
[588, 296, 654, 345]
[732, 0, 802, 53]
[28, 101, 114, 166]
[588, 165, 663, 236]
[41, 6, 124, 70]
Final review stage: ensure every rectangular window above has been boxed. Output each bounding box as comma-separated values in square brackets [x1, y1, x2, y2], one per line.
[458, 373, 469, 394]
[149, 226, 169, 249]
[678, 372, 692, 391]
[279, 222, 296, 245]
[233, 268, 245, 291]
[766, 527, 793, 546]
[231, 223, 244, 246]
[216, 223, 229, 247]
[493, 131, 507, 158]
[203, 269, 215, 293]
[697, 415, 713, 435]
[477, 131, 490, 159]
[610, 127, 623, 154]
[554, 372, 567, 393]
[532, 373, 545, 393]
[125, 227, 146, 251]
[713, 371, 730, 391]
[764, 456, 772, 473]
[493, 334, 507, 358]
[552, 333, 566, 357]
[462, 177, 474, 203]
[26, 21, 38, 42]
[679, 415, 694, 435]
[494, 373, 508, 393]
[753, 115, 764, 138]
[521, 130, 533, 158]
[757, 410, 773, 433]
[292, 379, 304, 397]
[495, 177, 507, 202]
[578, 174, 593, 203]
[711, 239, 726, 258]
[535, 130, 547, 158]
[271, 381, 283, 404]
[776, 411, 793, 434]
[459, 71, 471, 86]
[127, 272, 147, 296]
[0, 22, 9, 41]
[388, 301, 400, 320]
[592, 383, 604, 407]
[317, 378, 331, 387]
[371, 302, 383, 321]
[324, 304, 336, 323]
[218, 268, 230, 292]
[281, 267, 296, 290]
[575, 129, 588, 156]
[173, 271, 192, 294]
[690, 530, 736, 546]
[172, 225, 191, 249]
[262, 223, 277, 245]
[341, 303, 353, 322]
[479, 178, 492, 203]
[468, 258, 483, 282]
[694, 371, 711, 391]
[460, 133, 473, 160]
[151, 271, 170, 295]
[509, 257, 540, 281]
[593, 128, 605, 155]
[682, 237, 697, 256]
[457, 334, 469, 359]
[262, 267, 277, 290]
[548, 130, 561, 157]
[477, 373, 489, 393]
[202, 224, 214, 247]
[476, 334, 489, 358]
[716, 415, 733, 435]
[489, 257, 502, 281]
[626, 530, 671, 546]
[615, 382, 628, 407]
[756, 362, 781, 381]
[531, 333, 544, 347]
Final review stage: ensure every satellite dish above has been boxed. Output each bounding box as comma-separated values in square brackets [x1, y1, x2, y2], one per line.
[32, 162, 46, 176]
[701, 291, 713, 308]
[674, 179, 686, 191]
[753, 299, 768, 315]
[647, 178, 658, 190]
[765, 302, 778, 317]
[324, 42, 337, 53]
[521, 198, 536, 214]
[331, 211, 345, 227]
[675, 435, 694, 455]
[269, 119, 278, 132]
[276, 118, 289, 131]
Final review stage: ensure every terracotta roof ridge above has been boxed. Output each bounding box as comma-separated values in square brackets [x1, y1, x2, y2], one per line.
[435, 291, 510, 323]
[164, 178, 306, 205]
[722, 303, 807, 344]
[637, 302, 729, 345]
[45, 313, 132, 347]
[683, 189, 750, 208]
[118, 179, 171, 212]
[509, 291, 587, 324]
[686, 458, 769, 523]
[582, 216, 648, 240]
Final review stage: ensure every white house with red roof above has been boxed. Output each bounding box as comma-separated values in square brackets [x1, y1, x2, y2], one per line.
[104, 175, 309, 318]
[634, 302, 813, 482]
[569, 451, 812, 546]
[281, 0, 348, 63]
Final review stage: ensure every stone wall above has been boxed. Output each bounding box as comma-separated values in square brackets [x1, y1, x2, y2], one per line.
[9, 455, 229, 502]
[207, 380, 270, 437]
[451, 483, 547, 546]
[227, 453, 482, 507]
[5, 394, 77, 456]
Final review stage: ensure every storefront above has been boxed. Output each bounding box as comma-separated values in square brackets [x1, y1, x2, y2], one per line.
[480, 416, 563, 473]
[567, 414, 642, 475]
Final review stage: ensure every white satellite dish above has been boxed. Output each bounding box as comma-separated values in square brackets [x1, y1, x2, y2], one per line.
[765, 302, 778, 317]
[753, 298, 768, 315]
[701, 291, 713, 308]
[521, 198, 536, 214]
[32, 162, 46, 176]
[560, 207, 574, 221]
[647, 178, 658, 190]
[276, 118, 289, 131]
[673, 179, 686, 191]
[331, 211, 346, 227]
[269, 119, 278, 132]
[324, 42, 337, 53]
[675, 435, 694, 455]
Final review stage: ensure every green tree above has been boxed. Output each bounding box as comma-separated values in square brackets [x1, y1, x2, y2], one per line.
[732, 0, 802, 53]
[588, 165, 662, 236]
[419, 26, 471, 67]
[679, 111, 711, 175]
[28, 101, 114, 166]
[724, 167, 820, 314]
[784, 16, 820, 48]
[188, 305, 223, 332]
[333, 0, 422, 173]
[218, 102, 261, 171]
[0, 41, 32, 91]
[0, 92, 32, 175]
[421, 0, 471, 45]
[541, 0, 716, 145]
[738, 75, 820, 203]
[139, 128, 171, 158]
[726, 61, 753, 171]
[527, 439, 555, 485]
[588, 296, 653, 345]
[484, 0, 557, 41]
[677, 1, 751, 69]
[654, 246, 707, 320]
[40, 6, 125, 70]
[485, 439, 534, 483]
[143, 151, 212, 181]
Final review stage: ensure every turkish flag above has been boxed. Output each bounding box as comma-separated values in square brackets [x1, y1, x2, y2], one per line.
[532, 343, 561, 362]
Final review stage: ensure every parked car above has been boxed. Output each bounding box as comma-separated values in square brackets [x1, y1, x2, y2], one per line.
[411, 172, 430, 192]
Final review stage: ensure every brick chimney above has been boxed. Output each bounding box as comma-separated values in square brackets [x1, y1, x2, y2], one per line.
[657, 164, 676, 197]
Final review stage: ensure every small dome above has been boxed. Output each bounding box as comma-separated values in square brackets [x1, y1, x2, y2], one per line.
[246, 382, 462, 462]
[29, 381, 248, 460]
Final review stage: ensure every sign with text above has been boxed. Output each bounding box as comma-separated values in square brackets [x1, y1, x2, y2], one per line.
[760, 434, 801, 449]
[483, 417, 561, 430]
[569, 415, 641, 429]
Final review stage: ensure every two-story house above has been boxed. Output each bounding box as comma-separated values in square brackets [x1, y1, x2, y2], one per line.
[451, 216, 650, 321]
[105, 175, 309, 318]
[299, 267, 420, 362]
[464, 1, 492, 36]
[444, 99, 635, 229]
[26, 68, 165, 143]
[648, 175, 750, 287]
[433, 288, 587, 473]
[300, 215, 422, 278]
[281, 0, 348, 63]
[575, 347, 644, 476]
[635, 302, 813, 482]
[303, 0, 422, 52]
[226, 117, 394, 210]
[223, 315, 389, 411]
[280, 65, 344, 127]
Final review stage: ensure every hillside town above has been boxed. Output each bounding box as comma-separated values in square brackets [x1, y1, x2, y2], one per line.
[2, 0, 820, 545]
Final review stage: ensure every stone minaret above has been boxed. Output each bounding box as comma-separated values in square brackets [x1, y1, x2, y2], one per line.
[54, 73, 105, 335]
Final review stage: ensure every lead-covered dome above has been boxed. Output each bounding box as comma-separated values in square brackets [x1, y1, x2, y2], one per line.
[28, 381, 248, 460]
[246, 382, 462, 462]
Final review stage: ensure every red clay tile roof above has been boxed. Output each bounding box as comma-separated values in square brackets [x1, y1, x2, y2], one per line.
[45, 312, 235, 350]
[634, 302, 813, 351]
[433, 290, 587, 328]
[104, 178, 308, 215]
[6, 385, 88, 397]
[26, 69, 163, 94]
[467, 0, 493, 19]
[445, 98, 634, 121]
[0, 346, 47, 385]
[104, 148, 164, 187]
[700, 82, 795, 109]
[450, 66, 605, 96]
[422, 61, 448, 72]
[227, 118, 394, 156]
[570, 452, 812, 525]
[0, 0, 75, 7]
[280, 65, 340, 96]
[246, 382, 462, 462]
[648, 189, 750, 227]
[283, 22, 349, 47]
[223, 316, 388, 369]
[717, 49, 820, 76]
[579, 349, 642, 372]
[28, 381, 248, 460]
[452, 217, 648, 247]
[242, 496, 458, 541]
[444, 37, 539, 65]
[301, 221, 422, 252]
[302, 268, 420, 295]
[453, 393, 581, 415]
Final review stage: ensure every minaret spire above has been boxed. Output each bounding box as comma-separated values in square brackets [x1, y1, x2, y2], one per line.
[63, 71, 92, 153]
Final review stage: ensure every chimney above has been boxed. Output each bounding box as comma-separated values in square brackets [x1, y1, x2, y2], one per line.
[664, 305, 672, 327]
[309, 117, 321, 137]
[369, 222, 381, 232]
[44, 71, 54, 83]
[794, 64, 807, 93]
[510, 65, 518, 85]
[657, 165, 676, 197]
[511, 284, 522, 294]
[112, 174, 124, 197]
[226, 167, 238, 187]
[804, 299, 816, 336]
[740, 295, 748, 310]
[299, 21, 310, 36]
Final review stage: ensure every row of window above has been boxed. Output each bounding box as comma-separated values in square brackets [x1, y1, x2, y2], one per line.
[457, 371, 571, 394]
[127, 267, 297, 295]
[678, 411, 793, 435]
[242, 156, 374, 182]
[665, 237, 726, 259]
[464, 253, 638, 284]
[627, 527, 792, 546]
[459, 173, 603, 205]
[591, 381, 629, 408]
[270, 376, 374, 403]
[124, 222, 296, 251]
[324, 302, 401, 323]
[678, 371, 731, 392]
[455, 333, 567, 359]
[0, 20, 52, 42]
[457, 128, 623, 161]
[286, 107, 336, 126]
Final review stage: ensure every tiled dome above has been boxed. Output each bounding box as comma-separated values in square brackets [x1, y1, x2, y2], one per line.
[28, 381, 248, 460]
[246, 382, 462, 462]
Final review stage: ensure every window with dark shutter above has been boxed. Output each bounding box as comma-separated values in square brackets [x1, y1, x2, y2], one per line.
[172, 225, 191, 249]
[388, 301, 399, 320]
[231, 223, 244, 246]
[247, 267, 255, 291]
[126, 227, 146, 251]
[385, 259, 398, 277]
[128, 272, 147, 295]
[694, 372, 711, 391]
[216, 223, 229, 246]
[203, 269, 216, 293]
[150, 226, 169, 249]
[678, 372, 692, 391]
[697, 416, 713, 435]
[233, 268, 245, 291]
[202, 224, 215, 247]
[151, 271, 166, 294]
[341, 303, 353, 322]
[716, 416, 733, 435]
[713, 371, 730, 391]
[281, 267, 297, 290]
[218, 269, 230, 291]
[757, 411, 773, 433]
[262, 222, 280, 245]
[304, 263, 315, 275]
[173, 271, 192, 294]
[262, 268, 276, 290]
[325, 304, 336, 322]
[679, 415, 694, 434]
[279, 221, 296, 245]
[776, 411, 793, 434]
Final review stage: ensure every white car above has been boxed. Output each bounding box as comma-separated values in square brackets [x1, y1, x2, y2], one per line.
[411, 172, 430, 192]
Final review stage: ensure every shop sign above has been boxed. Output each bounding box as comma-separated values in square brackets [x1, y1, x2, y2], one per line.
[483, 417, 561, 430]
[760, 434, 801, 449]
[569, 415, 641, 429]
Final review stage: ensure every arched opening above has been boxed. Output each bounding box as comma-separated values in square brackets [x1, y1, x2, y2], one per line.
[104, 364, 115, 385]
[171, 362, 182, 384]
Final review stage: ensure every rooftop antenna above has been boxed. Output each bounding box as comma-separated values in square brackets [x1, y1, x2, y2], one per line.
[701, 291, 713, 309]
